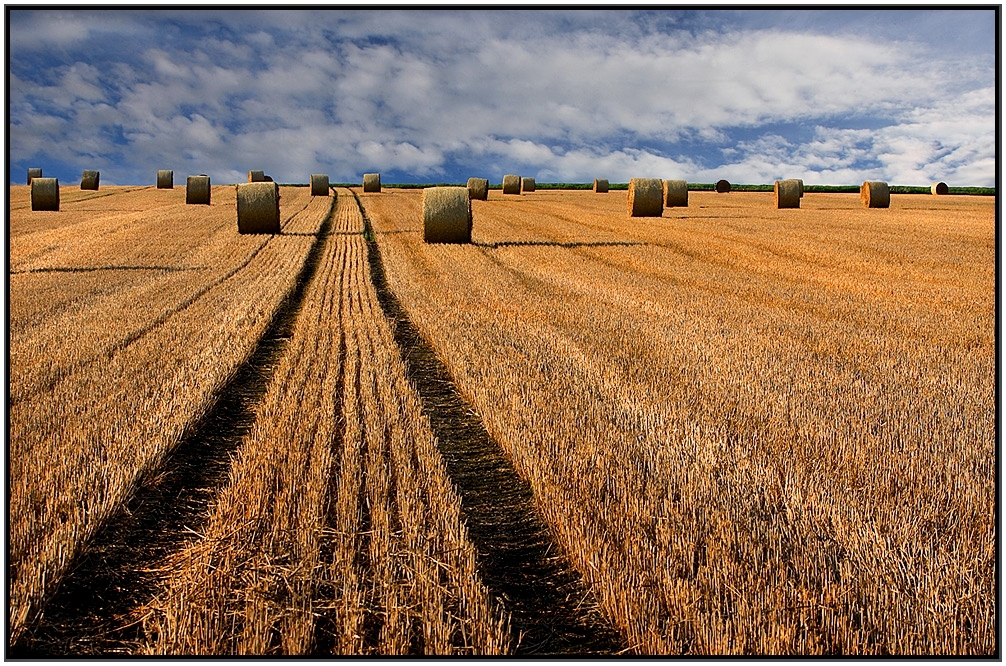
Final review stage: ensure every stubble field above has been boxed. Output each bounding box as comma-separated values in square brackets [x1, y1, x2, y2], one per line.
[7, 184, 996, 655]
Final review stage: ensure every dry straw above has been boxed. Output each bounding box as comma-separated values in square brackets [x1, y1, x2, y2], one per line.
[931, 181, 949, 195]
[593, 179, 609, 193]
[310, 174, 330, 196]
[27, 168, 42, 185]
[236, 182, 281, 233]
[80, 170, 100, 190]
[423, 186, 472, 244]
[467, 177, 489, 201]
[248, 170, 266, 183]
[775, 180, 801, 208]
[796, 179, 805, 197]
[627, 178, 664, 217]
[861, 181, 890, 208]
[186, 175, 211, 205]
[663, 179, 688, 207]
[715, 179, 731, 193]
[31, 177, 59, 211]
[521, 177, 536, 193]
[502, 174, 521, 194]
[363, 173, 382, 192]
[157, 170, 173, 189]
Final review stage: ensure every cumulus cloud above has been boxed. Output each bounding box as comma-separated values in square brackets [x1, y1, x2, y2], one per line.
[7, 9, 996, 186]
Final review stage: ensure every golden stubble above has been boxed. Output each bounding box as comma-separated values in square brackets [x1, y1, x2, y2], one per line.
[360, 188, 994, 655]
[8, 186, 322, 645]
[141, 190, 508, 655]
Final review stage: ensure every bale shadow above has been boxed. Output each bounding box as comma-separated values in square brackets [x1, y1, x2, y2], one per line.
[10, 265, 204, 274]
[474, 240, 646, 250]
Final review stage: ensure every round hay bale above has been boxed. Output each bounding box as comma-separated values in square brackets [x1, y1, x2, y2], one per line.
[521, 177, 536, 193]
[27, 168, 42, 185]
[423, 186, 472, 244]
[310, 174, 330, 196]
[663, 179, 688, 207]
[157, 170, 173, 189]
[31, 177, 59, 211]
[627, 178, 664, 217]
[931, 181, 949, 195]
[861, 181, 890, 208]
[796, 179, 804, 197]
[248, 170, 266, 183]
[467, 177, 489, 201]
[236, 182, 281, 234]
[80, 170, 100, 190]
[501, 174, 520, 194]
[593, 179, 609, 193]
[363, 173, 381, 192]
[715, 179, 731, 193]
[775, 180, 801, 209]
[186, 175, 211, 205]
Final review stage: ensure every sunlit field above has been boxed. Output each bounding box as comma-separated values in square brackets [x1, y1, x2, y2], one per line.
[8, 184, 995, 655]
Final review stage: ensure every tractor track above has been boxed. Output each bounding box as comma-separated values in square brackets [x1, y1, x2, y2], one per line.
[10, 203, 335, 657]
[354, 191, 626, 655]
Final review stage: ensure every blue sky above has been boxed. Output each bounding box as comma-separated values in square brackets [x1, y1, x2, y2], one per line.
[7, 8, 998, 186]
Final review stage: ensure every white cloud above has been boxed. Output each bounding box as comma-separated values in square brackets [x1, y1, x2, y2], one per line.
[7, 10, 995, 186]
[8, 10, 143, 50]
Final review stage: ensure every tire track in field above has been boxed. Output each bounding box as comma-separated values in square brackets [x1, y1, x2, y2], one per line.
[10, 199, 321, 408]
[9, 200, 337, 657]
[354, 192, 626, 656]
[10, 265, 206, 274]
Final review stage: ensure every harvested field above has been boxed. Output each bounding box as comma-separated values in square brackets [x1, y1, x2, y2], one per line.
[9, 186, 547, 656]
[8, 185, 995, 656]
[8, 185, 324, 646]
[141, 190, 510, 655]
[358, 188, 995, 655]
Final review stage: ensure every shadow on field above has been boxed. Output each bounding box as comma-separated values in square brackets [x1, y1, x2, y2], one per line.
[475, 240, 646, 250]
[354, 192, 627, 656]
[10, 201, 336, 657]
[10, 265, 204, 274]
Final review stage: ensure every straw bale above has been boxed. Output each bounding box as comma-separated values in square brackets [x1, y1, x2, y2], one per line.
[248, 170, 266, 183]
[467, 177, 489, 201]
[80, 170, 100, 190]
[521, 177, 536, 193]
[27, 168, 42, 185]
[31, 177, 59, 211]
[715, 179, 730, 193]
[775, 180, 801, 208]
[363, 173, 381, 192]
[502, 174, 520, 194]
[931, 181, 948, 195]
[157, 170, 173, 189]
[236, 182, 281, 233]
[311, 174, 330, 196]
[593, 179, 609, 193]
[861, 181, 890, 208]
[663, 179, 688, 207]
[423, 186, 472, 244]
[627, 178, 664, 217]
[186, 175, 211, 205]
